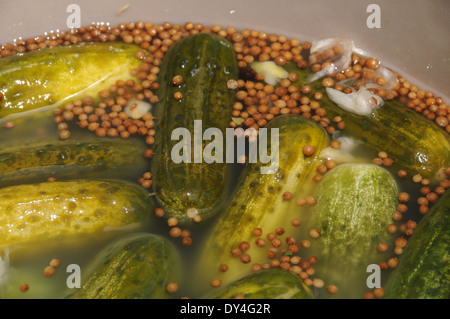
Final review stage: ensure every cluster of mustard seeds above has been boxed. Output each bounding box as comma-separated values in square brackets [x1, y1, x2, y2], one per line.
[209, 224, 337, 296]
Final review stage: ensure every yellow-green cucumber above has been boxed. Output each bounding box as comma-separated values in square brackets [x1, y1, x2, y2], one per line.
[0, 180, 154, 249]
[205, 269, 315, 299]
[384, 191, 449, 299]
[67, 233, 182, 299]
[305, 163, 398, 299]
[0, 42, 143, 119]
[152, 33, 238, 223]
[0, 140, 147, 187]
[282, 63, 450, 181]
[195, 114, 329, 291]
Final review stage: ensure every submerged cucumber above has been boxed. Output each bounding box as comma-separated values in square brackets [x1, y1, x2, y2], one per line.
[67, 233, 182, 299]
[152, 33, 238, 223]
[0, 180, 154, 249]
[283, 63, 450, 181]
[384, 191, 450, 299]
[196, 115, 329, 290]
[0, 140, 147, 187]
[306, 163, 398, 299]
[205, 269, 314, 299]
[0, 42, 143, 119]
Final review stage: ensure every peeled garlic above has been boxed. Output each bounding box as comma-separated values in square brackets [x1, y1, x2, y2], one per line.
[124, 99, 152, 119]
[250, 61, 289, 85]
[307, 38, 354, 82]
[326, 87, 384, 116]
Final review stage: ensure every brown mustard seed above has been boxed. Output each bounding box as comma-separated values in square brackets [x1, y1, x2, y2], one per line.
[219, 264, 228, 272]
[174, 92, 183, 100]
[397, 169, 408, 178]
[19, 284, 29, 292]
[239, 241, 250, 251]
[3, 121, 15, 129]
[252, 227, 262, 237]
[309, 228, 320, 239]
[154, 208, 165, 217]
[303, 145, 315, 156]
[167, 217, 178, 227]
[240, 254, 251, 263]
[282, 191, 293, 201]
[377, 242, 388, 252]
[374, 288, 385, 298]
[49, 259, 61, 268]
[43, 266, 56, 277]
[326, 285, 338, 294]
[211, 278, 222, 288]
[398, 192, 410, 203]
[182, 237, 193, 246]
[172, 75, 184, 86]
[305, 196, 316, 205]
[169, 227, 182, 238]
[387, 257, 399, 268]
[291, 218, 301, 227]
[166, 282, 178, 293]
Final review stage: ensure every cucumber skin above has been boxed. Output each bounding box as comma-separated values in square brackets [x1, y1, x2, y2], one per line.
[0, 140, 146, 186]
[0, 180, 154, 248]
[68, 233, 182, 299]
[197, 115, 329, 288]
[284, 63, 450, 181]
[0, 42, 143, 119]
[205, 269, 315, 299]
[152, 33, 238, 223]
[384, 191, 450, 299]
[309, 163, 398, 299]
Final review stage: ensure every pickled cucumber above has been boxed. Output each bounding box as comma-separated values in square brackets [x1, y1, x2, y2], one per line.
[67, 233, 182, 299]
[196, 115, 329, 290]
[0, 180, 154, 249]
[0, 140, 148, 187]
[0, 42, 143, 119]
[205, 269, 314, 299]
[306, 163, 399, 298]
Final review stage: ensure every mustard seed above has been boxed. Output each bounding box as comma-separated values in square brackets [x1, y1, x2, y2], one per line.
[166, 282, 178, 293]
[44, 266, 56, 277]
[182, 237, 193, 246]
[169, 227, 182, 238]
[283, 191, 293, 201]
[377, 242, 388, 252]
[19, 283, 29, 292]
[327, 285, 338, 294]
[303, 145, 315, 156]
[398, 192, 410, 203]
[291, 218, 301, 227]
[167, 217, 178, 227]
[219, 264, 228, 272]
[309, 228, 320, 239]
[240, 253, 251, 263]
[49, 259, 61, 268]
[154, 208, 165, 217]
[252, 227, 262, 237]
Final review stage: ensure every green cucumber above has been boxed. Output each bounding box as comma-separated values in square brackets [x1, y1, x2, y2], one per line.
[306, 163, 398, 299]
[196, 115, 329, 291]
[283, 64, 450, 181]
[205, 269, 315, 299]
[152, 33, 238, 223]
[0, 180, 154, 249]
[0, 42, 143, 119]
[0, 140, 147, 187]
[384, 191, 450, 299]
[67, 233, 182, 299]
